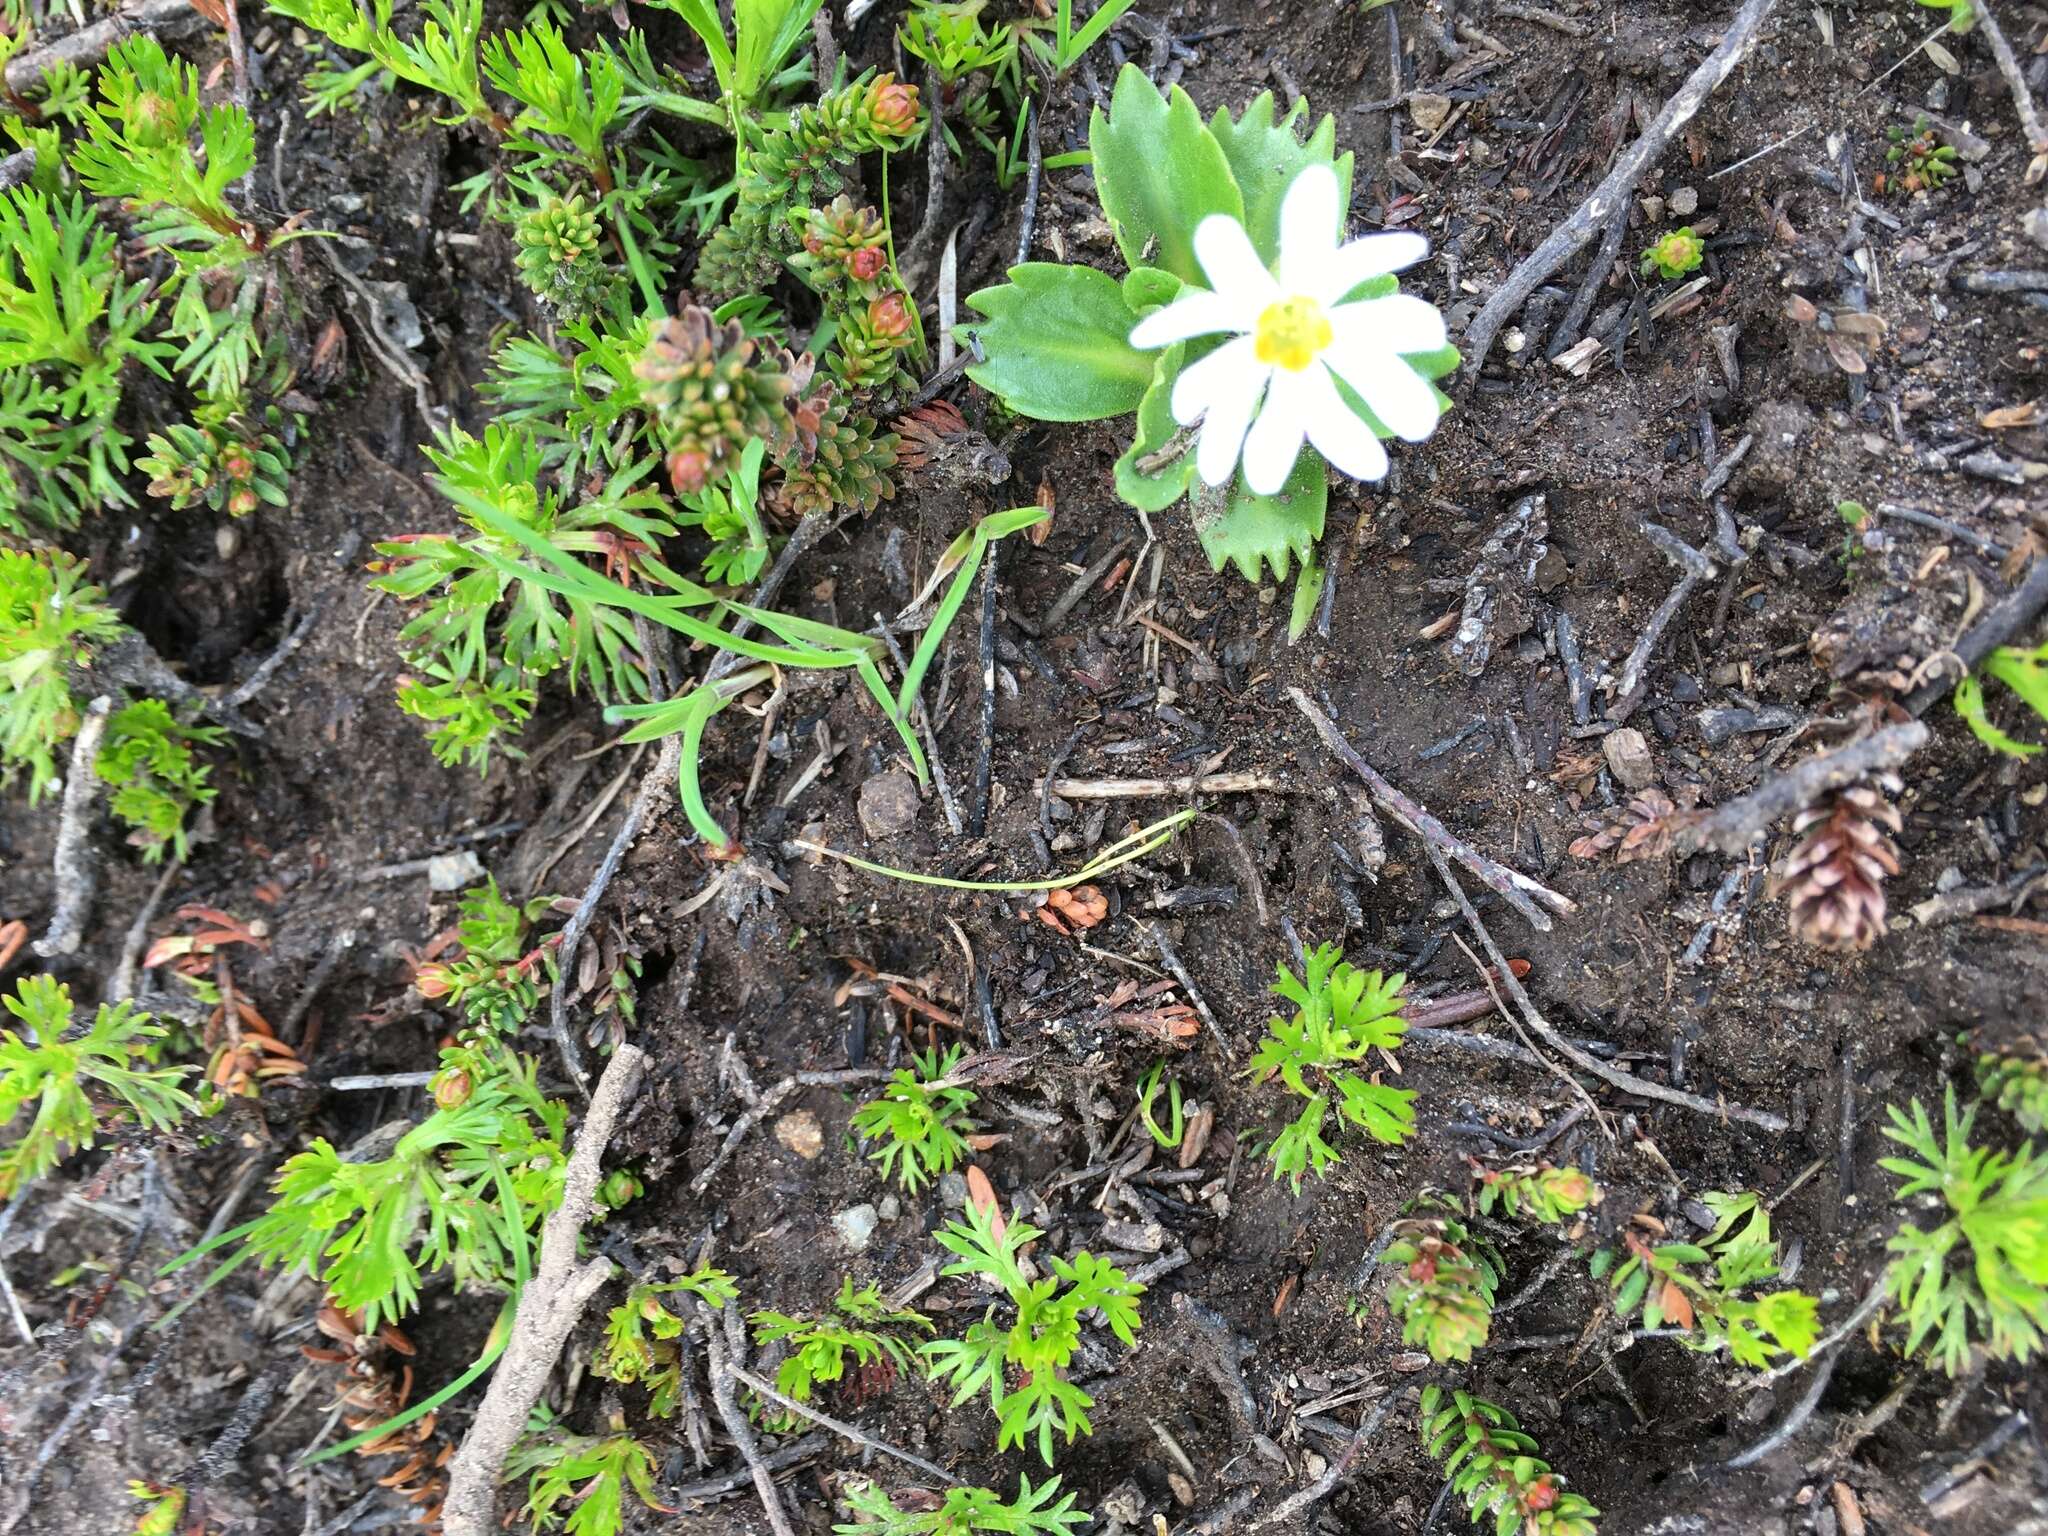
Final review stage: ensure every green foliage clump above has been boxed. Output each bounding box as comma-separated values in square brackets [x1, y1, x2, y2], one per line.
[924, 1200, 1143, 1463]
[414, 877, 561, 1041]
[837, 1477, 1088, 1536]
[1591, 1193, 1819, 1370]
[597, 1265, 739, 1418]
[173, 1050, 568, 1331]
[265, 0, 493, 126]
[851, 1043, 975, 1193]
[693, 71, 922, 301]
[1382, 1210, 1502, 1364]
[0, 548, 124, 800]
[94, 698, 224, 862]
[1472, 1162, 1602, 1226]
[1420, 1386, 1599, 1536]
[2, 976, 197, 1197]
[1978, 1051, 2048, 1136]
[1638, 227, 1703, 281]
[1953, 639, 2048, 757]
[791, 196, 920, 393]
[512, 194, 618, 322]
[1885, 114, 1959, 193]
[635, 306, 811, 494]
[778, 388, 898, 516]
[1915, 0, 1975, 31]
[138, 406, 293, 516]
[1247, 943, 1414, 1190]
[1881, 1087, 2048, 1374]
[0, 187, 165, 531]
[753, 1275, 933, 1402]
[508, 1408, 666, 1536]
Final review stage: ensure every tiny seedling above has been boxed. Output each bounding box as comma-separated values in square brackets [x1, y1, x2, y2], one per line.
[1017, 0, 1140, 76]
[597, 1265, 739, 1417]
[1978, 1051, 2048, 1136]
[0, 547, 124, 801]
[1590, 1192, 1819, 1370]
[1883, 115, 1959, 193]
[1835, 499, 1869, 574]
[752, 1275, 933, 1402]
[1419, 1386, 1599, 1536]
[1952, 639, 2048, 758]
[126, 1483, 187, 1536]
[1, 976, 197, 1197]
[1914, 0, 1975, 33]
[508, 1407, 669, 1536]
[1135, 1060, 1185, 1149]
[412, 877, 565, 1041]
[1471, 1161, 1602, 1227]
[1638, 226, 1704, 281]
[1881, 1086, 2048, 1374]
[924, 1199, 1143, 1463]
[1247, 942, 1414, 1190]
[961, 68, 1456, 588]
[836, 1476, 1089, 1536]
[94, 698, 225, 863]
[1381, 1207, 1503, 1364]
[166, 1050, 568, 1331]
[264, 0, 496, 126]
[850, 1044, 976, 1193]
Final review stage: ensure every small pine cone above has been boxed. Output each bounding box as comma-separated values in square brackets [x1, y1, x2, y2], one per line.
[775, 392, 897, 516]
[635, 307, 804, 490]
[892, 401, 969, 470]
[1774, 774, 1904, 951]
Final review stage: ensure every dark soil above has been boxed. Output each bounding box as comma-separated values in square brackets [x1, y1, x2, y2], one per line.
[5, 2, 2048, 1535]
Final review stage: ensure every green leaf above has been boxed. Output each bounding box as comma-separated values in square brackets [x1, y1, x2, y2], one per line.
[1088, 64, 1243, 286]
[1121, 266, 1181, 313]
[1206, 90, 1351, 265]
[1191, 453, 1326, 583]
[962, 264, 1152, 422]
[734, 0, 824, 103]
[1112, 345, 1192, 512]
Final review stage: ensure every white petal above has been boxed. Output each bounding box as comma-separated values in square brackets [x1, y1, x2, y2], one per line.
[1330, 293, 1448, 356]
[1193, 214, 1279, 305]
[1130, 289, 1255, 349]
[1169, 334, 1256, 425]
[1191, 355, 1270, 489]
[1310, 231, 1429, 306]
[1301, 364, 1390, 483]
[1323, 344, 1442, 443]
[1276, 164, 1343, 293]
[1242, 368, 1311, 496]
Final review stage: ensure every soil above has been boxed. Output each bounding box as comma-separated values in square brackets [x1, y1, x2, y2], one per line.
[4, 2, 2048, 1535]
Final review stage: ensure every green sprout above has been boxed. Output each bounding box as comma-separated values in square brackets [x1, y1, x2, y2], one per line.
[1381, 1209, 1503, 1364]
[413, 877, 563, 1041]
[751, 1275, 933, 1402]
[1247, 943, 1414, 1190]
[597, 1265, 739, 1417]
[1885, 115, 1959, 193]
[1638, 226, 1704, 281]
[836, 1477, 1089, 1536]
[1880, 1086, 2048, 1374]
[1590, 1192, 1819, 1370]
[1, 976, 198, 1197]
[1419, 1386, 1600, 1536]
[0, 547, 124, 801]
[1471, 1161, 1602, 1226]
[508, 1408, 666, 1536]
[1953, 639, 2048, 758]
[850, 1043, 976, 1193]
[1135, 1060, 1184, 1149]
[94, 698, 225, 863]
[923, 1200, 1143, 1464]
[1978, 1051, 2048, 1136]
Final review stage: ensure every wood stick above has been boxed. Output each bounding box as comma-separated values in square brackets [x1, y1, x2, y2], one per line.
[1677, 723, 1928, 856]
[1973, 1, 2048, 178]
[440, 1045, 646, 1536]
[726, 1364, 959, 1485]
[1462, 0, 1779, 378]
[1288, 688, 1576, 930]
[1904, 555, 2048, 715]
[34, 697, 111, 960]
[1049, 772, 1292, 799]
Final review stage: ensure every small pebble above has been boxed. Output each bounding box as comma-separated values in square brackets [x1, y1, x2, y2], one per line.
[1602, 727, 1656, 790]
[857, 771, 920, 838]
[426, 850, 486, 892]
[774, 1110, 823, 1160]
[832, 1203, 879, 1252]
[1668, 185, 1699, 216]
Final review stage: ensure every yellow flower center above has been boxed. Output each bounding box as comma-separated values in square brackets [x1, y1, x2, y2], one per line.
[1253, 296, 1333, 372]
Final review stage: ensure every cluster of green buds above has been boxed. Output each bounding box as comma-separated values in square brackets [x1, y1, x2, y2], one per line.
[1471, 1160, 1602, 1226]
[795, 196, 888, 288]
[138, 413, 290, 516]
[791, 196, 920, 391]
[1884, 114, 1959, 193]
[777, 387, 899, 516]
[513, 193, 617, 321]
[634, 306, 807, 495]
[1639, 225, 1704, 281]
[1381, 1214, 1503, 1364]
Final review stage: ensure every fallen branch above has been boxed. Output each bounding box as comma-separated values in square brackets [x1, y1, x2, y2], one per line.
[33, 697, 112, 961]
[1676, 723, 1929, 856]
[1289, 688, 1576, 930]
[1251, 1390, 1403, 1528]
[1429, 843, 1789, 1132]
[701, 1312, 799, 1536]
[1050, 771, 1292, 799]
[1723, 1351, 1839, 1468]
[440, 1044, 646, 1536]
[1613, 524, 1717, 714]
[1904, 555, 2048, 716]
[1461, 0, 1780, 378]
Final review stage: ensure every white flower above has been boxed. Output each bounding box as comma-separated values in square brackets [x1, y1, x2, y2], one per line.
[1128, 163, 1447, 497]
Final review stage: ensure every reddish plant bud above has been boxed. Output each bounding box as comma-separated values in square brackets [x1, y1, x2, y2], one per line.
[866, 74, 919, 135]
[850, 246, 887, 282]
[868, 292, 911, 339]
[803, 230, 826, 255]
[430, 1066, 471, 1110]
[1523, 1477, 1559, 1512]
[227, 487, 259, 517]
[666, 447, 711, 494]
[413, 963, 453, 1000]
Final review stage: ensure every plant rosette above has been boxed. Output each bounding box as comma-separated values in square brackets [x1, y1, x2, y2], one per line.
[959, 65, 1457, 587]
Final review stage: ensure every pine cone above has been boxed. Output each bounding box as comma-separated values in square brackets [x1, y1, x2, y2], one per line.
[775, 391, 897, 516]
[635, 307, 806, 493]
[1774, 773, 1903, 951]
[1568, 789, 1681, 864]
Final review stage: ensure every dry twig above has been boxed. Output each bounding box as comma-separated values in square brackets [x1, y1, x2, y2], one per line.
[33, 697, 112, 960]
[1677, 724, 1928, 856]
[440, 1045, 646, 1536]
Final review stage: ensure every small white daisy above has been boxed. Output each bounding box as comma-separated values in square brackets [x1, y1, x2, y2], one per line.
[1128, 163, 1447, 496]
